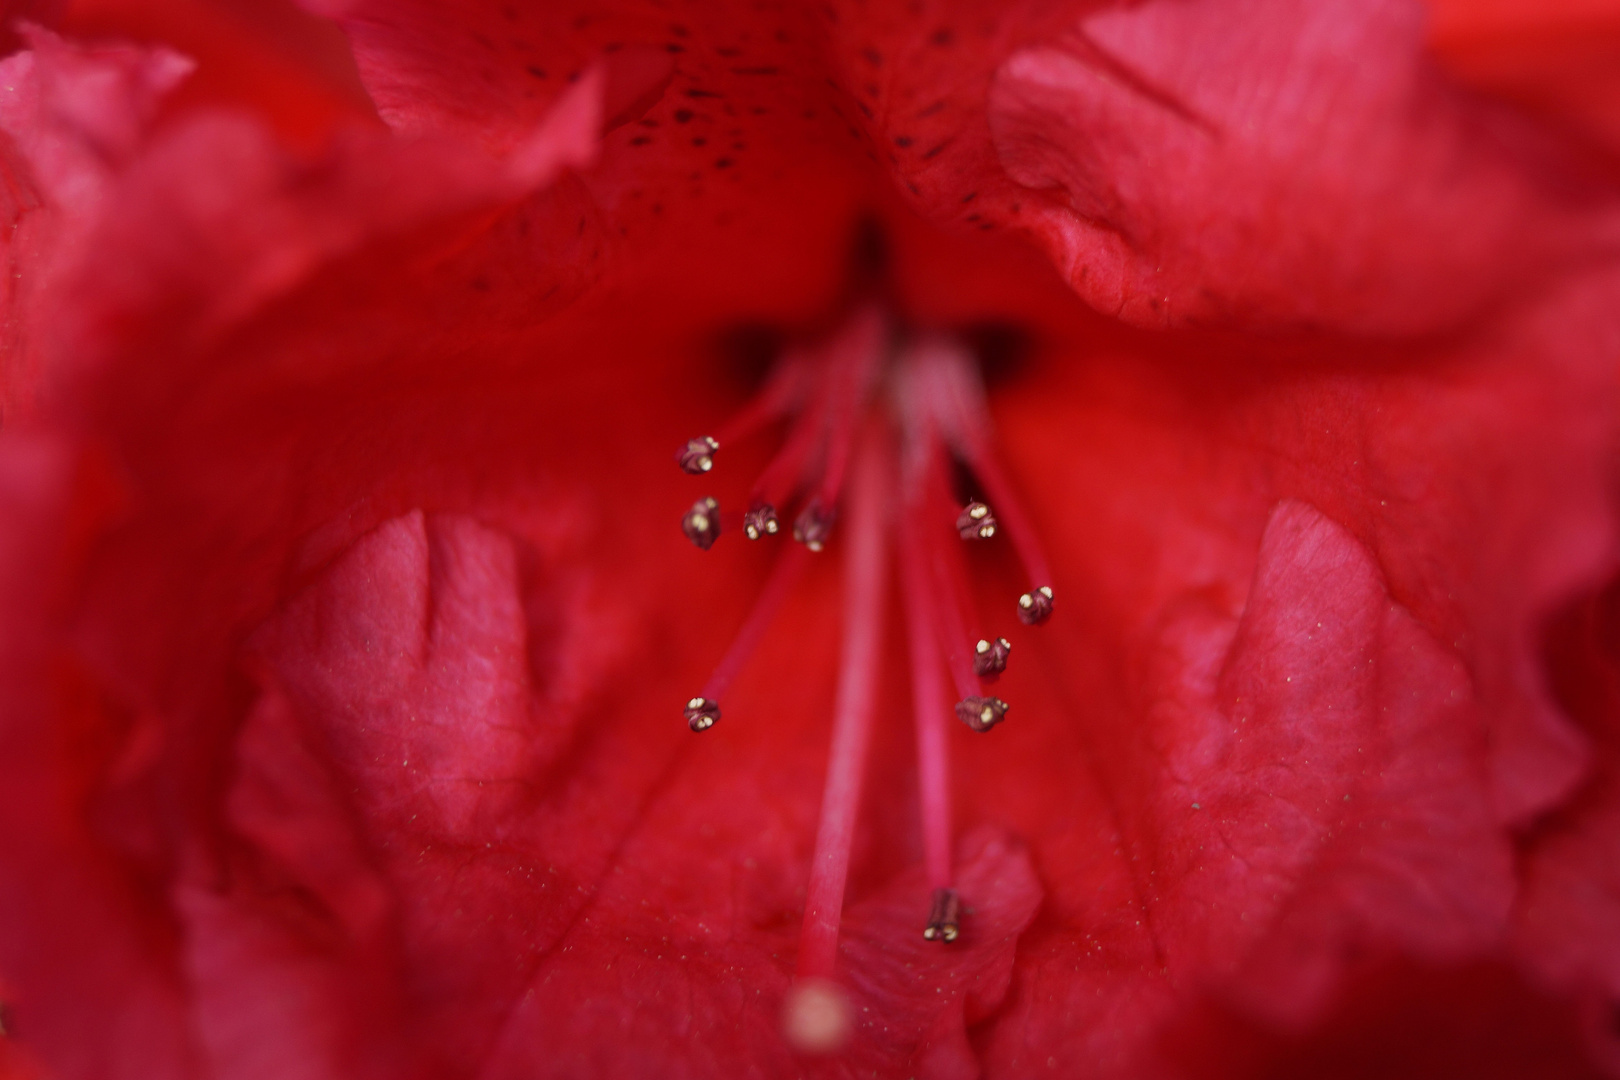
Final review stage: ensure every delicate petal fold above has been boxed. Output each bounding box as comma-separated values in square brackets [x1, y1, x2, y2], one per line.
[1514, 579, 1620, 1067]
[983, 0, 1620, 332]
[0, 27, 192, 414]
[0, 436, 198, 1080]
[218, 508, 1042, 1077]
[976, 500, 1516, 1073]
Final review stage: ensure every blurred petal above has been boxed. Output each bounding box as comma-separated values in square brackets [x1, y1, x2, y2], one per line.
[983, 0, 1620, 332]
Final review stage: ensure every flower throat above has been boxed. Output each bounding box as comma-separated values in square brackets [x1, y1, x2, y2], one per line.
[674, 264, 1053, 1051]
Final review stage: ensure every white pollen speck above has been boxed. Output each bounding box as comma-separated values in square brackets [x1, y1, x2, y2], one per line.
[1191, 803, 1200, 810]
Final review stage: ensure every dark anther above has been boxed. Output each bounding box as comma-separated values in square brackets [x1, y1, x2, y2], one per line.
[955, 695, 1008, 733]
[793, 501, 835, 552]
[955, 500, 996, 540]
[1017, 585, 1054, 626]
[682, 497, 721, 550]
[743, 503, 780, 540]
[923, 887, 961, 942]
[685, 696, 722, 732]
[677, 436, 720, 474]
[973, 637, 1011, 679]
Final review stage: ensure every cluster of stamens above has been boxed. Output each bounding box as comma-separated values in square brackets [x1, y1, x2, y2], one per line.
[673, 303, 1053, 1051]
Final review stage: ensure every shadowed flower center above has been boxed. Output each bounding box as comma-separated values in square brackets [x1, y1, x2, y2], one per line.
[673, 287, 1055, 1050]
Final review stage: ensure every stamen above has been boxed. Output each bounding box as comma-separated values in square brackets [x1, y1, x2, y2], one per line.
[681, 497, 721, 550]
[675, 351, 812, 476]
[973, 636, 1012, 679]
[922, 887, 961, 942]
[720, 349, 812, 437]
[684, 543, 811, 730]
[742, 503, 779, 540]
[914, 454, 1011, 735]
[911, 336, 1055, 621]
[684, 696, 721, 732]
[789, 309, 886, 551]
[792, 501, 835, 552]
[748, 389, 830, 521]
[796, 423, 890, 984]
[955, 501, 997, 540]
[1017, 585, 1055, 626]
[894, 393, 1018, 730]
[954, 695, 1008, 733]
[921, 468, 1003, 702]
[676, 435, 720, 475]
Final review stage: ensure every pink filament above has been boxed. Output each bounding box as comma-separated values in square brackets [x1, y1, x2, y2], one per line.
[914, 440, 987, 701]
[750, 387, 830, 511]
[796, 423, 891, 980]
[898, 506, 954, 892]
[807, 308, 885, 508]
[920, 338, 1054, 590]
[700, 543, 812, 704]
[713, 351, 809, 449]
[749, 309, 885, 516]
[959, 441, 1052, 590]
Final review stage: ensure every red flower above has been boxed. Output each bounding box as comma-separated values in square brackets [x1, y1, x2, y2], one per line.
[1, 0, 1618, 1077]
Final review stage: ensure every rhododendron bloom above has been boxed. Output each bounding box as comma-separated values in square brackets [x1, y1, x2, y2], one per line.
[1, 0, 1619, 1077]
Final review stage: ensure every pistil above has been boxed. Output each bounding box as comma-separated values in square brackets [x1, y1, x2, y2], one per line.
[898, 489, 954, 916]
[796, 422, 890, 980]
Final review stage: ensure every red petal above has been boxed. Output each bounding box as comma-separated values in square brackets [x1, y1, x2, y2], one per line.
[180, 685, 421, 1080]
[481, 828, 1038, 1078]
[976, 500, 1513, 1071]
[1427, 0, 1620, 157]
[0, 9, 1615, 1079]
[61, 0, 381, 148]
[1514, 578, 1620, 1069]
[1179, 501, 1508, 1007]
[0, 27, 190, 414]
[0, 437, 197, 1080]
[222, 509, 1040, 1075]
[1161, 958, 1613, 1080]
[982, 0, 1620, 332]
